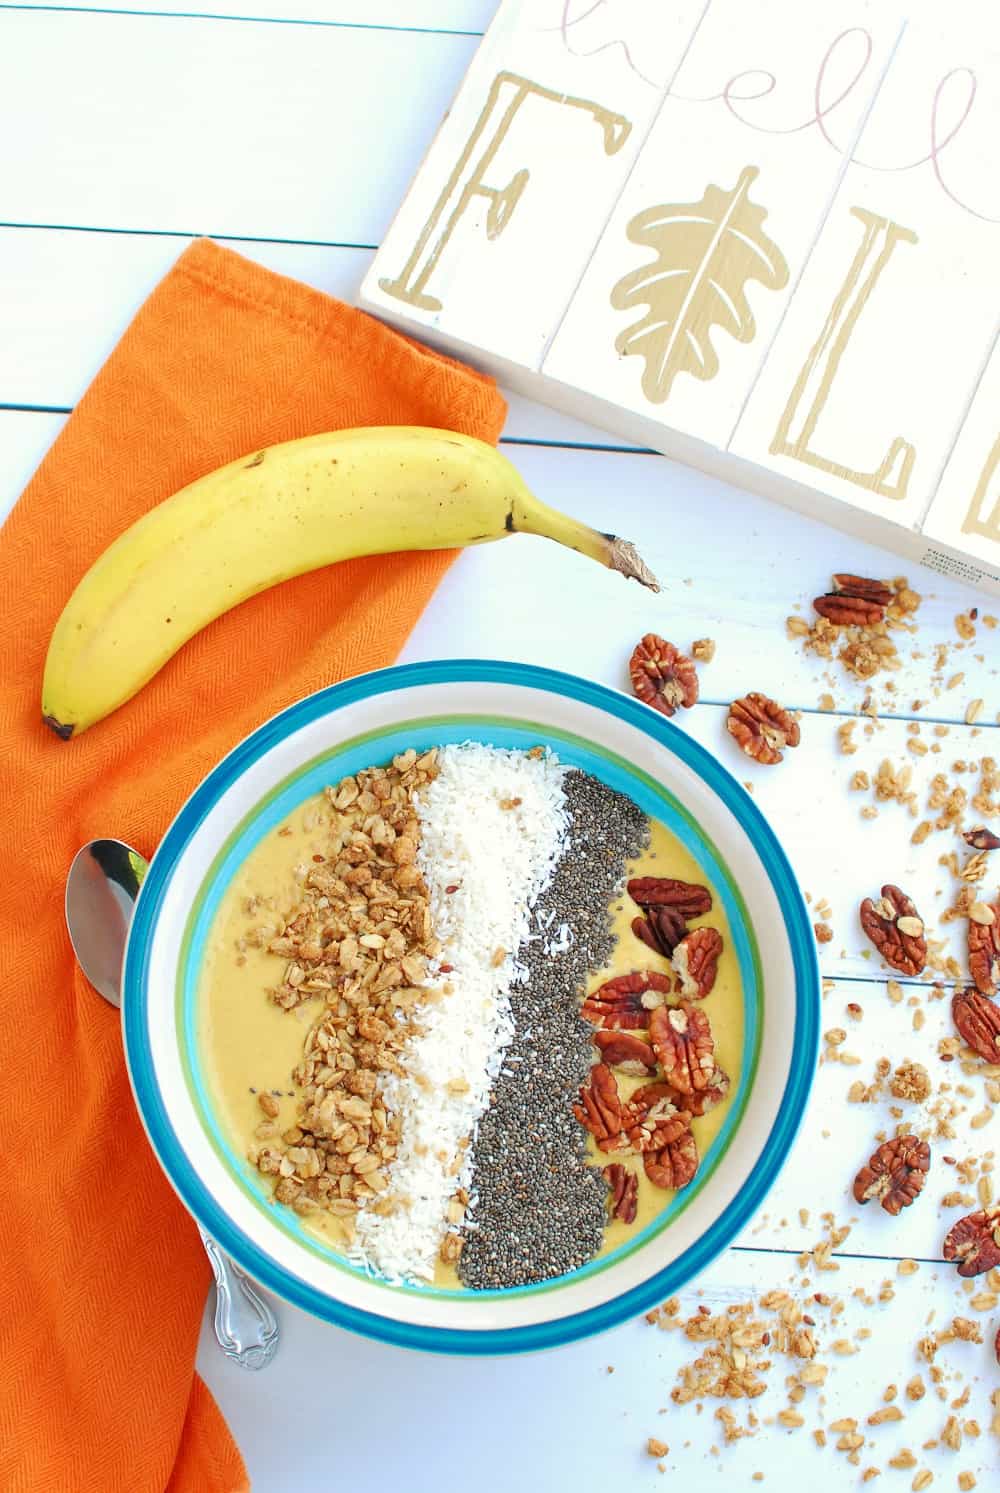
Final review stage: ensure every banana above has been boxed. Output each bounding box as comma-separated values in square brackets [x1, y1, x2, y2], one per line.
[42, 426, 658, 738]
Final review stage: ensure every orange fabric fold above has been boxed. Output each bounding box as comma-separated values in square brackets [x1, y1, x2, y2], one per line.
[0, 239, 506, 1493]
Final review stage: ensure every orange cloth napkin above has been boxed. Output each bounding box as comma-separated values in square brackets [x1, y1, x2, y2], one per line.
[0, 238, 506, 1493]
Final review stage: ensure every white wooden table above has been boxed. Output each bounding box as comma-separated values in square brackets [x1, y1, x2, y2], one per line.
[2, 4, 997, 1489]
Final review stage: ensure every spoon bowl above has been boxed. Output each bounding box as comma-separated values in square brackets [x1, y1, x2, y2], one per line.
[65, 836, 279, 1370]
[65, 839, 146, 1007]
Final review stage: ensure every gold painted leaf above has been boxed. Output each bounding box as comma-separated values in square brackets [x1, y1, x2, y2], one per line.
[611, 166, 789, 405]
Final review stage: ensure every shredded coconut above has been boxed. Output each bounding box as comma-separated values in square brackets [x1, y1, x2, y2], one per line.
[350, 743, 568, 1282]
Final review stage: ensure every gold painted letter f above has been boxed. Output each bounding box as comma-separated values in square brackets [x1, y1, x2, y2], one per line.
[379, 70, 631, 312]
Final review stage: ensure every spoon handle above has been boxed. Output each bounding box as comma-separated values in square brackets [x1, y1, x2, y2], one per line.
[198, 1227, 279, 1370]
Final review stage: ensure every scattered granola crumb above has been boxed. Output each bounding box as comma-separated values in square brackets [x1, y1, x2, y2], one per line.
[891, 1061, 932, 1103]
[646, 1437, 668, 1458]
[941, 1414, 963, 1451]
[874, 757, 919, 816]
[868, 1405, 904, 1425]
[838, 721, 859, 755]
[691, 638, 716, 663]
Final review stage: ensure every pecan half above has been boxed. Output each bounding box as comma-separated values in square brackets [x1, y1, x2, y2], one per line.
[964, 825, 1000, 852]
[581, 971, 673, 1029]
[629, 633, 699, 717]
[649, 1000, 715, 1093]
[623, 1082, 691, 1153]
[814, 595, 885, 625]
[603, 1163, 638, 1224]
[632, 905, 687, 957]
[852, 1135, 929, 1216]
[727, 693, 801, 765]
[942, 1206, 1000, 1278]
[573, 1063, 624, 1151]
[812, 574, 888, 624]
[672, 927, 723, 999]
[831, 573, 894, 607]
[951, 987, 1000, 1062]
[859, 884, 927, 976]
[968, 901, 1000, 997]
[628, 876, 712, 917]
[594, 1029, 657, 1075]
[677, 1063, 730, 1117]
[644, 1122, 699, 1190]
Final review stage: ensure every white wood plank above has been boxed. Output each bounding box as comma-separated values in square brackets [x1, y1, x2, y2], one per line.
[739, 973, 997, 1259]
[675, 709, 999, 989]
[0, 10, 476, 242]
[198, 1248, 998, 1491]
[0, 227, 374, 409]
[399, 443, 1000, 722]
[0, 225, 644, 456]
[0, 225, 647, 461]
[7, 1, 498, 28]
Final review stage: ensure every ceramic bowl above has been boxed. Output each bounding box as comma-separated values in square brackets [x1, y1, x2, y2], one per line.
[123, 660, 818, 1354]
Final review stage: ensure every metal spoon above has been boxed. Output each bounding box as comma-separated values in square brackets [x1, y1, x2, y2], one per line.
[65, 838, 279, 1370]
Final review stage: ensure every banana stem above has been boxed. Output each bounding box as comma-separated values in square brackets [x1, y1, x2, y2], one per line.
[510, 492, 660, 592]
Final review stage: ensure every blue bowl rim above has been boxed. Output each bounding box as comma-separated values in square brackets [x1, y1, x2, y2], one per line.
[122, 658, 820, 1356]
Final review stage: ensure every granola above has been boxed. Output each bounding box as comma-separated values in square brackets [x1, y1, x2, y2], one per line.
[245, 749, 442, 1230]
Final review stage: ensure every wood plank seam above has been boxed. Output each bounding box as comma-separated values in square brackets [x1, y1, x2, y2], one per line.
[0, 2, 485, 36]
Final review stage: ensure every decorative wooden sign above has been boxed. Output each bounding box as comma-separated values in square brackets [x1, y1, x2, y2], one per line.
[362, 0, 1000, 597]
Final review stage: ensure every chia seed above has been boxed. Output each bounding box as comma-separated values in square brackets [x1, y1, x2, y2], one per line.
[457, 769, 649, 1290]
